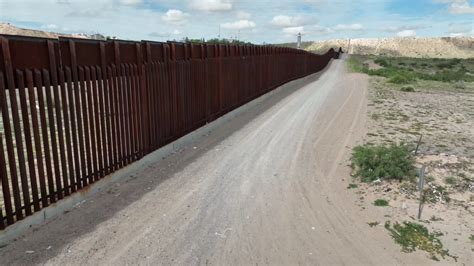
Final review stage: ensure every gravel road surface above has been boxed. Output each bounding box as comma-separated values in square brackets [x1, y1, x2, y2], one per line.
[0, 57, 429, 265]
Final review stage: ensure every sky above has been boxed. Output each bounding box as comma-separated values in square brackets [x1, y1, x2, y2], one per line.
[0, 0, 473, 44]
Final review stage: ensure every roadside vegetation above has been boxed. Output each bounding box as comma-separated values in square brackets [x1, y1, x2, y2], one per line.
[347, 56, 474, 84]
[347, 54, 473, 263]
[352, 144, 415, 182]
[374, 199, 389, 207]
[385, 221, 457, 261]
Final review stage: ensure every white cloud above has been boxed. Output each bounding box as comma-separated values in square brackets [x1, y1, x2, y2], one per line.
[236, 11, 251, 20]
[161, 9, 189, 25]
[312, 25, 334, 34]
[149, 29, 181, 38]
[270, 15, 299, 27]
[383, 25, 428, 33]
[41, 24, 58, 30]
[221, 20, 256, 30]
[283, 26, 304, 35]
[333, 23, 364, 31]
[433, 0, 474, 14]
[445, 22, 473, 36]
[0, 0, 472, 44]
[450, 0, 474, 14]
[449, 32, 465, 37]
[189, 0, 234, 12]
[397, 30, 417, 37]
[118, 0, 143, 6]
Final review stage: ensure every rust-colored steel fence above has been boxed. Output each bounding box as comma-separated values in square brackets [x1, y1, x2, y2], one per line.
[0, 34, 339, 229]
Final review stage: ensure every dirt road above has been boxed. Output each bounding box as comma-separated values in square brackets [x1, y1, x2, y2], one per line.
[1, 58, 430, 265]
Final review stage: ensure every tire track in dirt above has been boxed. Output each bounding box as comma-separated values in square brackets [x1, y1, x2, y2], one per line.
[0, 57, 432, 265]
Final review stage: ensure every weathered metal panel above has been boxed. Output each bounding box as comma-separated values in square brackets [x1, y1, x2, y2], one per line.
[0, 33, 338, 228]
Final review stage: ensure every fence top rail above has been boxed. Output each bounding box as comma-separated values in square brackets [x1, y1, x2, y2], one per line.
[0, 33, 340, 78]
[0, 33, 327, 55]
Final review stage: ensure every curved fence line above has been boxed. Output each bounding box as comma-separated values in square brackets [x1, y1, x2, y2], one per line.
[0, 34, 341, 229]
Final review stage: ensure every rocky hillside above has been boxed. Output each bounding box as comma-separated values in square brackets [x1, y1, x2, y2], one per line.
[307, 37, 474, 58]
[0, 23, 89, 39]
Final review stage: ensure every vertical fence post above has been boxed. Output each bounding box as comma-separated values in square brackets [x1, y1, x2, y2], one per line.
[137, 43, 149, 157]
[168, 43, 178, 139]
[0, 37, 24, 220]
[0, 74, 14, 225]
[46, 40, 65, 198]
[0, 207, 4, 229]
[68, 40, 88, 189]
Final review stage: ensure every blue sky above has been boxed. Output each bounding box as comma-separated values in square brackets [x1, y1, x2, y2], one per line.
[0, 0, 473, 43]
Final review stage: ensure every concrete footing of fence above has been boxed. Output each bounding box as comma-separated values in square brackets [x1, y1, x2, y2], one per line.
[0, 71, 323, 246]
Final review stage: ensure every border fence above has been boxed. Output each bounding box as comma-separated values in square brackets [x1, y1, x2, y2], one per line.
[0, 34, 340, 229]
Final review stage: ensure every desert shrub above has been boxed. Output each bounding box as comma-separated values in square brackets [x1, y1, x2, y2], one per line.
[347, 57, 368, 73]
[401, 86, 415, 92]
[385, 221, 456, 261]
[442, 70, 466, 81]
[444, 176, 457, 185]
[423, 184, 450, 204]
[436, 63, 450, 69]
[352, 144, 415, 182]
[454, 80, 466, 89]
[450, 58, 461, 64]
[374, 199, 389, 206]
[388, 74, 414, 84]
[420, 70, 470, 82]
[374, 58, 390, 67]
[347, 183, 358, 189]
[366, 66, 416, 84]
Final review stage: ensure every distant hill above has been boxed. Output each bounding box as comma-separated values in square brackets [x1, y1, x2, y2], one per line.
[0, 23, 91, 39]
[306, 37, 474, 58]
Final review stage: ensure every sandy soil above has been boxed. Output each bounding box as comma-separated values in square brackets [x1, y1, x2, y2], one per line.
[355, 73, 474, 264]
[0, 57, 434, 265]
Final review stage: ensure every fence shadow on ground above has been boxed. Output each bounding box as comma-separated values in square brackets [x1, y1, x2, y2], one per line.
[0, 63, 334, 263]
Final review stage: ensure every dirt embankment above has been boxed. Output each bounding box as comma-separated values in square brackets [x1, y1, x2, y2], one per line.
[307, 37, 474, 58]
[0, 23, 89, 39]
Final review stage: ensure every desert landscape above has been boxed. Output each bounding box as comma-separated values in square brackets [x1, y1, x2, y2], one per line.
[344, 55, 473, 263]
[0, 23, 89, 39]
[307, 37, 474, 58]
[0, 3, 473, 262]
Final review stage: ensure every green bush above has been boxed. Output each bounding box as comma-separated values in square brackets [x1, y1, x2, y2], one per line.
[347, 183, 358, 189]
[385, 221, 455, 261]
[374, 199, 389, 206]
[401, 86, 415, 92]
[347, 57, 367, 73]
[420, 70, 469, 82]
[436, 63, 450, 69]
[444, 176, 457, 185]
[374, 58, 390, 67]
[388, 74, 414, 84]
[352, 144, 415, 182]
